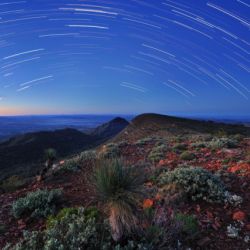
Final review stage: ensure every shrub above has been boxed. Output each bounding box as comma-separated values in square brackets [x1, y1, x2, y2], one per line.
[148, 144, 168, 163]
[46, 206, 99, 229]
[59, 159, 79, 173]
[191, 142, 206, 149]
[4, 207, 111, 250]
[159, 167, 226, 203]
[0, 224, 6, 235]
[100, 143, 120, 159]
[173, 143, 187, 152]
[180, 151, 196, 161]
[0, 175, 27, 193]
[78, 150, 97, 163]
[44, 148, 57, 161]
[3, 230, 44, 250]
[175, 213, 199, 236]
[12, 189, 62, 219]
[208, 138, 238, 150]
[135, 137, 154, 146]
[142, 207, 182, 249]
[44, 207, 106, 250]
[93, 159, 144, 241]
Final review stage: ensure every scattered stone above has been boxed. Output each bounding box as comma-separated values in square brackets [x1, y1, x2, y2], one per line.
[244, 235, 249, 244]
[233, 211, 246, 221]
[224, 191, 243, 207]
[227, 224, 240, 238]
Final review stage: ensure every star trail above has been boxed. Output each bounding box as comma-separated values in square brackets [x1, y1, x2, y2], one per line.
[0, 0, 249, 115]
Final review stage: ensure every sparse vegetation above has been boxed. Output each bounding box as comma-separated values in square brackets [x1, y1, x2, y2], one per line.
[44, 148, 57, 165]
[180, 151, 196, 161]
[0, 175, 27, 193]
[148, 144, 168, 163]
[173, 143, 187, 152]
[4, 207, 111, 250]
[135, 137, 154, 146]
[100, 143, 120, 159]
[159, 167, 226, 203]
[12, 189, 62, 219]
[93, 159, 144, 241]
[175, 213, 199, 236]
[78, 150, 98, 163]
[208, 137, 239, 150]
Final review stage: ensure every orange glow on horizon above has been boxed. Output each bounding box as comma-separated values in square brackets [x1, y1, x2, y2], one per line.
[0, 106, 56, 116]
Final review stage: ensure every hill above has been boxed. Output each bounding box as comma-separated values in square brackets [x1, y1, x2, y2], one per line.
[0, 113, 249, 249]
[113, 113, 250, 143]
[0, 117, 129, 180]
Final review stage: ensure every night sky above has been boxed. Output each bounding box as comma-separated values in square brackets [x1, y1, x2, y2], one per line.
[0, 0, 249, 116]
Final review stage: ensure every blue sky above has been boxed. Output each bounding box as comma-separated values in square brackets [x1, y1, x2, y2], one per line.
[0, 0, 249, 116]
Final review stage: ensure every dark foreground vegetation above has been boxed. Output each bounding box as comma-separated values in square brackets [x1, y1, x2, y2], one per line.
[0, 114, 249, 249]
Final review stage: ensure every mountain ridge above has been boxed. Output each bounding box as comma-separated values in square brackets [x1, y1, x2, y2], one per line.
[0, 117, 129, 180]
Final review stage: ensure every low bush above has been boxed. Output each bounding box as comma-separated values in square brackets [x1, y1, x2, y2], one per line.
[0, 224, 6, 235]
[100, 143, 120, 159]
[135, 137, 154, 146]
[159, 167, 226, 203]
[4, 207, 111, 250]
[0, 175, 27, 193]
[148, 144, 168, 163]
[191, 142, 206, 149]
[59, 159, 79, 173]
[175, 213, 199, 236]
[78, 150, 97, 163]
[180, 151, 196, 161]
[173, 143, 187, 152]
[12, 188, 62, 219]
[208, 137, 238, 150]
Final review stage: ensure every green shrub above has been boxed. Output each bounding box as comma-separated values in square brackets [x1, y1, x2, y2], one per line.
[135, 137, 154, 146]
[60, 159, 79, 173]
[180, 151, 196, 161]
[4, 207, 111, 250]
[93, 159, 144, 241]
[3, 231, 44, 250]
[46, 206, 99, 229]
[232, 134, 244, 142]
[44, 148, 57, 161]
[48, 208, 109, 249]
[208, 138, 238, 149]
[101, 143, 120, 159]
[159, 167, 226, 203]
[191, 142, 206, 149]
[148, 144, 168, 163]
[78, 150, 97, 163]
[175, 213, 199, 235]
[173, 143, 187, 152]
[0, 175, 27, 193]
[12, 189, 62, 219]
[0, 224, 6, 235]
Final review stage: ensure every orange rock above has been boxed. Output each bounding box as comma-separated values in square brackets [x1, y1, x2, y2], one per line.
[233, 211, 246, 221]
[155, 193, 162, 201]
[143, 199, 154, 209]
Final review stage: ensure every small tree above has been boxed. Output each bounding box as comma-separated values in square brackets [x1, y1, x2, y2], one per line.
[93, 159, 144, 241]
[44, 148, 57, 168]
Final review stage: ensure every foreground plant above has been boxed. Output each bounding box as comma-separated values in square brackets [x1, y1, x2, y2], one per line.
[12, 188, 62, 219]
[159, 167, 226, 203]
[4, 207, 111, 250]
[93, 159, 144, 241]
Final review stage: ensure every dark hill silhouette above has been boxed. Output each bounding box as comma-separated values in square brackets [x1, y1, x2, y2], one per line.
[0, 117, 129, 180]
[113, 113, 250, 143]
